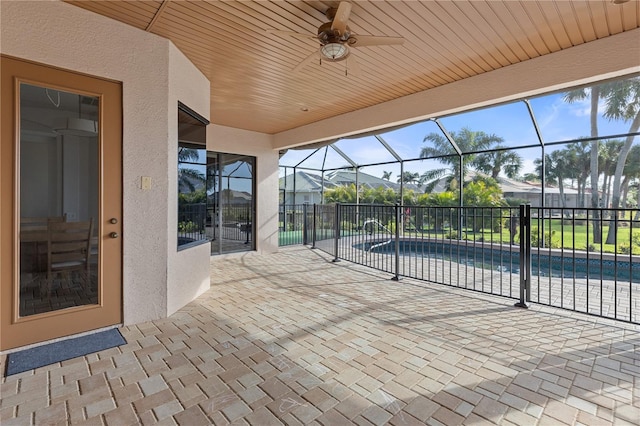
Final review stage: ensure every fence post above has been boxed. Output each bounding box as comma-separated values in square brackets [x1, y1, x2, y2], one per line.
[311, 204, 317, 249]
[302, 203, 309, 245]
[282, 204, 287, 235]
[333, 203, 340, 263]
[392, 203, 401, 281]
[515, 204, 530, 308]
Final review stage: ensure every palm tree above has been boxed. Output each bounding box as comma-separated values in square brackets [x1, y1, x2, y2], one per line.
[534, 150, 571, 208]
[381, 171, 392, 181]
[599, 140, 623, 208]
[564, 77, 640, 244]
[602, 78, 640, 243]
[565, 141, 590, 208]
[473, 146, 523, 180]
[564, 86, 603, 241]
[397, 171, 421, 185]
[178, 147, 205, 193]
[522, 172, 540, 183]
[420, 127, 503, 191]
[621, 145, 640, 209]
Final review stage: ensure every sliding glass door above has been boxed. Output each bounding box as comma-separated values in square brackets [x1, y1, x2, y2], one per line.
[207, 152, 256, 254]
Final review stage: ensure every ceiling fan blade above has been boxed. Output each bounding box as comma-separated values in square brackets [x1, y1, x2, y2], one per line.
[267, 29, 317, 42]
[293, 49, 321, 73]
[349, 35, 404, 47]
[331, 2, 352, 35]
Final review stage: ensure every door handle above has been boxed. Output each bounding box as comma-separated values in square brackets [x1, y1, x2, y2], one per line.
[110, 232, 119, 239]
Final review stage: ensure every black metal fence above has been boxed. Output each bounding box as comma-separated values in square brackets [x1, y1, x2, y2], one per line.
[178, 203, 207, 246]
[279, 204, 308, 246]
[291, 203, 640, 324]
[208, 203, 253, 243]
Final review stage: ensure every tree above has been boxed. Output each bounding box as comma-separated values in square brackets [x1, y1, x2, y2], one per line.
[563, 86, 602, 242]
[534, 150, 571, 208]
[565, 141, 591, 207]
[360, 185, 398, 205]
[522, 172, 540, 183]
[473, 146, 523, 180]
[178, 147, 205, 193]
[324, 184, 357, 203]
[602, 78, 640, 243]
[564, 77, 640, 244]
[416, 191, 459, 231]
[381, 171, 392, 181]
[621, 145, 640, 209]
[397, 171, 421, 185]
[463, 178, 506, 232]
[599, 140, 623, 208]
[420, 127, 503, 191]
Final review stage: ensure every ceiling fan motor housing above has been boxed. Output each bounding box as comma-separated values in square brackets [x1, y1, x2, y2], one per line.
[317, 21, 351, 44]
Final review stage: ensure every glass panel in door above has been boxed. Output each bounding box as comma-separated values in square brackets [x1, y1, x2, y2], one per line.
[19, 83, 99, 316]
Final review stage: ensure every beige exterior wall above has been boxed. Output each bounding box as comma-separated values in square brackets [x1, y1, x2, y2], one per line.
[1, 0, 211, 324]
[274, 28, 640, 149]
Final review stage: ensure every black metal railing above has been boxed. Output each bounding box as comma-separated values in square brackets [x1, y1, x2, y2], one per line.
[290, 203, 639, 324]
[279, 204, 314, 246]
[216, 204, 252, 243]
[178, 203, 207, 246]
[528, 207, 639, 322]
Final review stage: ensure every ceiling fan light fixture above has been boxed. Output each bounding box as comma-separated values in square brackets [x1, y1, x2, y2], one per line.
[321, 42, 348, 60]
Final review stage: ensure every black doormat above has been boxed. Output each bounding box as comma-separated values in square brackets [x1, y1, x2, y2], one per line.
[5, 328, 126, 376]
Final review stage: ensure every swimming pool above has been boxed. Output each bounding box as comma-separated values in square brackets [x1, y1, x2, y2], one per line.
[356, 239, 640, 283]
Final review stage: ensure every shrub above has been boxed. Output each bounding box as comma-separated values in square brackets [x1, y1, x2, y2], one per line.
[530, 230, 560, 248]
[340, 220, 355, 232]
[178, 221, 199, 233]
[386, 220, 396, 234]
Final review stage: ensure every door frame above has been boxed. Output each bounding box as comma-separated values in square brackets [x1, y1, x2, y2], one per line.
[1, 55, 123, 351]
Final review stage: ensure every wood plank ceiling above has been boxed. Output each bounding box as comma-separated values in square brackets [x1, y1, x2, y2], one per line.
[65, 0, 639, 135]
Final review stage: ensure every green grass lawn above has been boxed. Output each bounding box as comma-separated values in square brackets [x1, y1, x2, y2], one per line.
[403, 217, 640, 255]
[280, 217, 640, 254]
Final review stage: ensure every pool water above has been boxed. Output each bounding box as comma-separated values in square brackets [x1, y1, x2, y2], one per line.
[358, 240, 640, 283]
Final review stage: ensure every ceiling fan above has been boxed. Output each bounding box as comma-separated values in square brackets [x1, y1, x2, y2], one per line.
[267, 2, 404, 75]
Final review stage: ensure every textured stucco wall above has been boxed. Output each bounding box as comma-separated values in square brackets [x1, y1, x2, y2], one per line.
[208, 125, 279, 254]
[274, 28, 640, 149]
[1, 0, 210, 324]
[166, 44, 211, 315]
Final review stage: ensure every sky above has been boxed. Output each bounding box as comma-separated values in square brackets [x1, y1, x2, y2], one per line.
[280, 87, 638, 183]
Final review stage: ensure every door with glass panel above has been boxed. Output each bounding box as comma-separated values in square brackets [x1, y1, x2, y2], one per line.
[0, 56, 122, 350]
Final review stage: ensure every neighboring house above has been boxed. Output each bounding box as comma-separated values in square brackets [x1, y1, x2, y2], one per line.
[426, 170, 593, 208]
[279, 171, 332, 205]
[280, 170, 420, 204]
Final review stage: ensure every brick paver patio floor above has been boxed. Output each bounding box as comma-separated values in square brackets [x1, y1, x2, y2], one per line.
[1, 246, 638, 425]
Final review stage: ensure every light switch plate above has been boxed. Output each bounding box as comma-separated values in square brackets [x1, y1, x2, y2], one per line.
[141, 176, 152, 190]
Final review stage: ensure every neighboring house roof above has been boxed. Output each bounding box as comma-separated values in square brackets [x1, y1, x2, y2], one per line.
[208, 189, 252, 203]
[424, 170, 584, 196]
[279, 171, 333, 192]
[281, 169, 588, 198]
[280, 170, 421, 193]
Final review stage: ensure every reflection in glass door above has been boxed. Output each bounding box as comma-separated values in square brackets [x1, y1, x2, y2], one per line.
[207, 152, 256, 254]
[19, 83, 99, 316]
